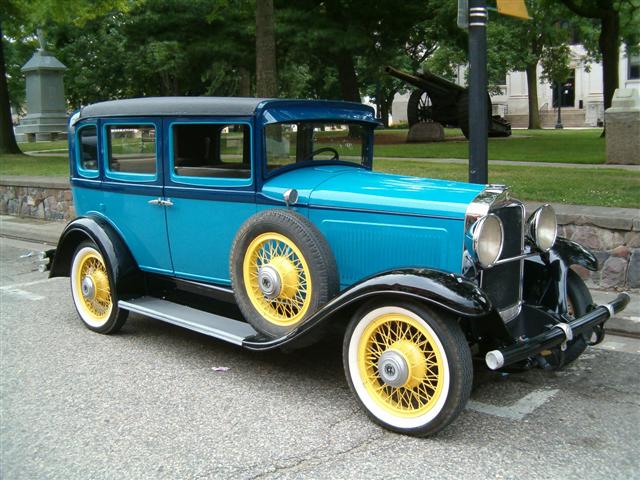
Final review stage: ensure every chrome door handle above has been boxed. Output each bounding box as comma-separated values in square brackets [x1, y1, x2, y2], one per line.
[148, 198, 174, 207]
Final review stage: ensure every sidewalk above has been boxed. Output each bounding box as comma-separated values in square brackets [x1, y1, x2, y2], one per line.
[0, 214, 636, 337]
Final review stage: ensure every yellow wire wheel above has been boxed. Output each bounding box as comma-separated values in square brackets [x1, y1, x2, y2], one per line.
[345, 304, 472, 435]
[242, 232, 312, 326]
[70, 241, 128, 334]
[231, 209, 338, 338]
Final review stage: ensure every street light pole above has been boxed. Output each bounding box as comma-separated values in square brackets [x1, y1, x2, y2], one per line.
[555, 82, 564, 129]
[468, 0, 488, 184]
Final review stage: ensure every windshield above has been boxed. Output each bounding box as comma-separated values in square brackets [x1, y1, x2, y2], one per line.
[265, 122, 370, 174]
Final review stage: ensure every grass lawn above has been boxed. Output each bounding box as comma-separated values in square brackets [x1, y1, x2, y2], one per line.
[0, 154, 69, 176]
[17, 140, 68, 152]
[373, 128, 605, 164]
[1, 152, 637, 208]
[375, 159, 639, 208]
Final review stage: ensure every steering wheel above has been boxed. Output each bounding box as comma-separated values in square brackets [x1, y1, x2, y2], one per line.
[311, 147, 339, 161]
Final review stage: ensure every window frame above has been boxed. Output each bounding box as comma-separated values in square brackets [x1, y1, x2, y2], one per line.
[76, 123, 99, 179]
[168, 119, 253, 188]
[103, 121, 159, 183]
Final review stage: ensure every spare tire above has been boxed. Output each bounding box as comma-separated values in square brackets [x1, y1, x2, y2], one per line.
[230, 209, 339, 338]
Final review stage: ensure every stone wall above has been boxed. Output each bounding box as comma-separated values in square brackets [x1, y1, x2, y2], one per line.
[0, 177, 74, 222]
[0, 176, 637, 289]
[528, 202, 640, 290]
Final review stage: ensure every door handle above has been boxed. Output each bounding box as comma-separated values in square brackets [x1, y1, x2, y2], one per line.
[148, 198, 174, 207]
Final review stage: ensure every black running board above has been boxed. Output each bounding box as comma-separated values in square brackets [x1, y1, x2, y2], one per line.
[119, 297, 257, 345]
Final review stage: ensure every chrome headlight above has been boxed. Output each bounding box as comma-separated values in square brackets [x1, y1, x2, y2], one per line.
[471, 214, 504, 268]
[528, 205, 557, 252]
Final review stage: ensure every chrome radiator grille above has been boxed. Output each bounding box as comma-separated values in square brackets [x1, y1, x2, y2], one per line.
[481, 203, 524, 317]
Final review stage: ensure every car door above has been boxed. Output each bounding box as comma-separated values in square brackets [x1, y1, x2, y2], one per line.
[163, 118, 257, 285]
[99, 118, 174, 274]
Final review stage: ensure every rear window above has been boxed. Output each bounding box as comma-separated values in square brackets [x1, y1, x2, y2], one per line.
[107, 125, 156, 175]
[77, 125, 98, 173]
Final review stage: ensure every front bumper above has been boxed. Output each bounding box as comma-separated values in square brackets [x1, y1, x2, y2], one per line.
[485, 292, 631, 370]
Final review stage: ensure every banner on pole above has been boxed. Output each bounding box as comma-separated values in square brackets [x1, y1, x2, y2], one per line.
[496, 0, 530, 19]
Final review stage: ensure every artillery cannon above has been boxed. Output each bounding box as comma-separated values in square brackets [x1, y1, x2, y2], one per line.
[385, 66, 511, 138]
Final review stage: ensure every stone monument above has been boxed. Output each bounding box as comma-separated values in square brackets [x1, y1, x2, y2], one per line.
[604, 88, 640, 165]
[14, 29, 68, 142]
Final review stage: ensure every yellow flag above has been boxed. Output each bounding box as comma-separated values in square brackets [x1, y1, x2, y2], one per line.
[496, 0, 530, 19]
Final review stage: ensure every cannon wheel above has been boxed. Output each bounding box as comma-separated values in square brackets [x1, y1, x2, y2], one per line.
[407, 89, 434, 127]
[457, 92, 494, 140]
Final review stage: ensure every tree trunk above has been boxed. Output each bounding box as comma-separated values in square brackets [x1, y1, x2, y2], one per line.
[239, 67, 251, 96]
[0, 21, 21, 155]
[335, 51, 360, 102]
[525, 62, 541, 130]
[255, 0, 278, 97]
[600, 12, 619, 111]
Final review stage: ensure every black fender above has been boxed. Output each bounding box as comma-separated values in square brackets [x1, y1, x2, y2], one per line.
[243, 268, 508, 351]
[49, 216, 144, 297]
[524, 236, 597, 314]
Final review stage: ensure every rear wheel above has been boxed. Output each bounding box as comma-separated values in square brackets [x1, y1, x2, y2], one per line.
[70, 241, 128, 334]
[343, 301, 472, 436]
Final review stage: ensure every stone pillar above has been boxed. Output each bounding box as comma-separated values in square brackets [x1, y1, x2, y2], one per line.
[14, 42, 68, 142]
[605, 89, 640, 165]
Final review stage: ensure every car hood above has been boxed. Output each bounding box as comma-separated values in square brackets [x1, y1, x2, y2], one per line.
[309, 168, 485, 219]
[262, 166, 485, 219]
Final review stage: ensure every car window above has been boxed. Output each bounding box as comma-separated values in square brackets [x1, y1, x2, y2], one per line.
[265, 122, 367, 173]
[172, 123, 250, 179]
[77, 125, 98, 173]
[107, 125, 157, 175]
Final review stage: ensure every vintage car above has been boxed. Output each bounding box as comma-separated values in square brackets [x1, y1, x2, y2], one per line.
[47, 97, 629, 437]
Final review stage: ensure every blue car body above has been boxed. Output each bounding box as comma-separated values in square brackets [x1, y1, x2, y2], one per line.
[67, 98, 482, 289]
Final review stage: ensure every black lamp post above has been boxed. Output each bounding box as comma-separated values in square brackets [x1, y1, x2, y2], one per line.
[467, 0, 489, 184]
[555, 82, 564, 129]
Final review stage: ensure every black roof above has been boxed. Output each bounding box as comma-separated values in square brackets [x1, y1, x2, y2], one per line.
[79, 97, 270, 118]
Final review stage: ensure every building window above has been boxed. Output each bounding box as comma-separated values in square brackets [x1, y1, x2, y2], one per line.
[107, 125, 156, 174]
[172, 124, 250, 179]
[629, 54, 640, 80]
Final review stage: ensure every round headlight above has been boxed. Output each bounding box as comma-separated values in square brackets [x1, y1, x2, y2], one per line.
[472, 214, 504, 268]
[529, 205, 557, 252]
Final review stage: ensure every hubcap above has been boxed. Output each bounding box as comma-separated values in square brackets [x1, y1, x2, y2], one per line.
[257, 265, 281, 299]
[378, 350, 409, 387]
[81, 276, 95, 300]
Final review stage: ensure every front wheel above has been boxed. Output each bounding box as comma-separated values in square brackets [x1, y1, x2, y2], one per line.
[343, 301, 472, 436]
[70, 241, 128, 334]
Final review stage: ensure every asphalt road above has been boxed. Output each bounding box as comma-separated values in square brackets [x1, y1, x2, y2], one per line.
[1, 237, 639, 479]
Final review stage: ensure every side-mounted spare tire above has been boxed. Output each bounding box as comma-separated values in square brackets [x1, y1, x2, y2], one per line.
[230, 209, 339, 338]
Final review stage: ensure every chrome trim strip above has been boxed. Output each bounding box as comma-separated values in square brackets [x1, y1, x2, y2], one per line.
[489, 251, 537, 267]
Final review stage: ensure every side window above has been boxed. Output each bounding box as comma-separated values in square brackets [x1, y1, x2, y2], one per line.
[107, 125, 156, 175]
[172, 123, 250, 179]
[77, 125, 98, 173]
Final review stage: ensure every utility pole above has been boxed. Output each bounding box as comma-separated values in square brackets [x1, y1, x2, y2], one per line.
[467, 0, 489, 184]
[555, 82, 564, 129]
